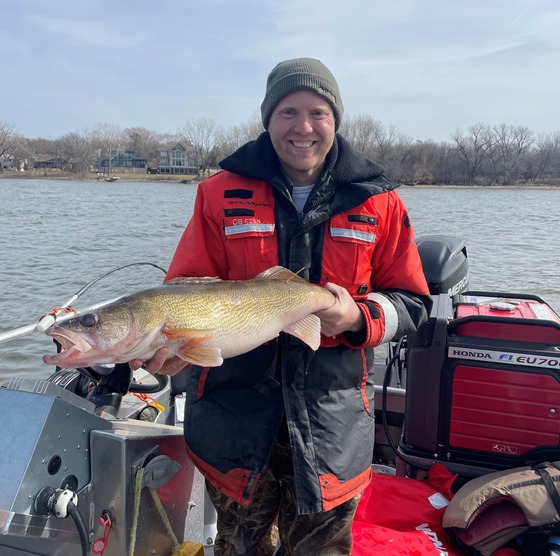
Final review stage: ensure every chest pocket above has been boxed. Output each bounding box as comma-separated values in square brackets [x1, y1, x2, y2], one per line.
[222, 206, 278, 279]
[323, 212, 378, 293]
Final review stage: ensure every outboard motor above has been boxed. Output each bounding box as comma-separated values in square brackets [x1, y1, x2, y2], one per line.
[416, 234, 469, 296]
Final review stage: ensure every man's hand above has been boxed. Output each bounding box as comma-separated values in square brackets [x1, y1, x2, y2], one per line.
[129, 347, 189, 376]
[315, 282, 365, 338]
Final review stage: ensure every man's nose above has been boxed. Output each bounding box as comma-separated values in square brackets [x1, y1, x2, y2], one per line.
[293, 114, 314, 134]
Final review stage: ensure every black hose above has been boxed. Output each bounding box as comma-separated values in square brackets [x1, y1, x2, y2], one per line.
[67, 501, 89, 556]
[72, 262, 167, 299]
[73, 263, 170, 396]
[381, 340, 417, 472]
[131, 373, 169, 393]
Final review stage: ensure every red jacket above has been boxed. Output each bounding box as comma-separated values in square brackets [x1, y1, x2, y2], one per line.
[167, 133, 431, 514]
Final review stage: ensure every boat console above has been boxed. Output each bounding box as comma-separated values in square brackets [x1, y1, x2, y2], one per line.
[0, 370, 206, 555]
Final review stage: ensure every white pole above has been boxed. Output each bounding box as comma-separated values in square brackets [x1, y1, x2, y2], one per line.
[0, 296, 123, 345]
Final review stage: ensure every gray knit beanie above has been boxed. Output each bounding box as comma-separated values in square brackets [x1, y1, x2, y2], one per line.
[261, 57, 343, 131]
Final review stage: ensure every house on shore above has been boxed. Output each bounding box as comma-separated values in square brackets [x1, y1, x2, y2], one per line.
[156, 143, 198, 176]
[1, 153, 25, 171]
[98, 150, 147, 174]
[96, 144, 198, 177]
[33, 155, 64, 170]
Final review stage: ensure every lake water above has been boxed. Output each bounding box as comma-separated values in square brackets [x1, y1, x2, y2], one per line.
[1, 178, 558, 384]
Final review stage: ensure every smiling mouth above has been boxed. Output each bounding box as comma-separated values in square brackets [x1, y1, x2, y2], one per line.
[291, 141, 315, 148]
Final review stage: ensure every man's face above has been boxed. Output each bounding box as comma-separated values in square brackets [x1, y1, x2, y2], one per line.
[268, 90, 336, 186]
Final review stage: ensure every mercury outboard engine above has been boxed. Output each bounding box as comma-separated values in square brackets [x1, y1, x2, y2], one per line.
[416, 234, 469, 296]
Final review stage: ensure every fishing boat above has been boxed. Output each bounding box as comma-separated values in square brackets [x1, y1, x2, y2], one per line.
[1, 235, 559, 555]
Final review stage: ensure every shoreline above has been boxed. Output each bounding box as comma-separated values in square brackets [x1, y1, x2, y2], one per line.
[0, 172, 200, 184]
[1, 172, 559, 189]
[402, 183, 560, 190]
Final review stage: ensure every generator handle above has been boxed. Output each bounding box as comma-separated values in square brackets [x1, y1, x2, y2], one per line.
[421, 293, 454, 453]
[429, 293, 453, 374]
[458, 290, 549, 304]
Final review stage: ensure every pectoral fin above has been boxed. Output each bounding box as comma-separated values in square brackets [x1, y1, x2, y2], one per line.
[178, 347, 224, 367]
[283, 314, 322, 351]
[162, 327, 224, 366]
[176, 336, 224, 367]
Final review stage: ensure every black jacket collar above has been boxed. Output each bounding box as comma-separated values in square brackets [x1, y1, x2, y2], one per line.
[219, 132, 392, 187]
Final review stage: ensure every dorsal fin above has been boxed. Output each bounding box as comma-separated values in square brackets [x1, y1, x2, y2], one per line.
[256, 266, 306, 282]
[165, 276, 223, 285]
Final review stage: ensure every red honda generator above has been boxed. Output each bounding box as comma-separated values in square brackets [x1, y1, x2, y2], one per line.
[396, 235, 560, 478]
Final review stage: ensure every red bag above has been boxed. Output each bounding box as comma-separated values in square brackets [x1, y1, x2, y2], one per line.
[352, 466, 462, 556]
[352, 466, 520, 555]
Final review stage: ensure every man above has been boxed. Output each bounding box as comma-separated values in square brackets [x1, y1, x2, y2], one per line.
[133, 57, 431, 555]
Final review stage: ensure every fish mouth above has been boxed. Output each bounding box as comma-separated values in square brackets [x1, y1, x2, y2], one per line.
[42, 327, 96, 366]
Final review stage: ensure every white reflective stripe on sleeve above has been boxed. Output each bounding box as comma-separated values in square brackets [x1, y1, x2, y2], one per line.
[330, 228, 376, 243]
[224, 223, 275, 236]
[366, 293, 399, 344]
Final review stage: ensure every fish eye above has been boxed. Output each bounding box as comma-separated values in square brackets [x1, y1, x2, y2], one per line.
[79, 313, 98, 327]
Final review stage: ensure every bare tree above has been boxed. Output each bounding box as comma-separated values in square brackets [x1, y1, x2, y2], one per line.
[59, 129, 95, 177]
[451, 122, 495, 184]
[408, 140, 438, 185]
[215, 114, 263, 162]
[385, 133, 414, 181]
[179, 118, 220, 176]
[528, 131, 560, 184]
[10, 136, 32, 171]
[125, 127, 173, 169]
[340, 114, 383, 156]
[487, 124, 534, 185]
[431, 143, 456, 185]
[230, 112, 263, 146]
[0, 122, 20, 172]
[372, 123, 400, 168]
[92, 122, 126, 175]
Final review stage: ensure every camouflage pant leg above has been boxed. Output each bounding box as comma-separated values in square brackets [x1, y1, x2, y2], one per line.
[206, 474, 280, 556]
[269, 441, 360, 555]
[276, 479, 360, 556]
[206, 447, 360, 556]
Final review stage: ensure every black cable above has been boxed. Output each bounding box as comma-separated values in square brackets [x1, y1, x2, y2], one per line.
[57, 262, 170, 396]
[73, 261, 168, 299]
[381, 349, 400, 458]
[67, 501, 89, 556]
[130, 373, 169, 393]
[381, 340, 417, 472]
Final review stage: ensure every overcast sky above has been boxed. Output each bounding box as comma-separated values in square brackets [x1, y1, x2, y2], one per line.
[1, 0, 558, 143]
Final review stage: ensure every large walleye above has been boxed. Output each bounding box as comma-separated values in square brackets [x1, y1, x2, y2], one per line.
[42, 266, 336, 369]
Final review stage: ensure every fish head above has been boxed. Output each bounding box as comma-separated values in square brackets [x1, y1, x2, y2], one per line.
[42, 301, 159, 368]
